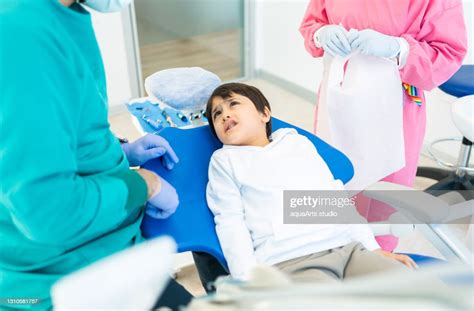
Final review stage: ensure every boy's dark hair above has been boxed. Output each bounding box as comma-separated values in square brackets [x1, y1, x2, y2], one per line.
[205, 82, 272, 138]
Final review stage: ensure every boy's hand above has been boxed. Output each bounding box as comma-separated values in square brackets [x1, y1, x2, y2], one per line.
[373, 249, 418, 270]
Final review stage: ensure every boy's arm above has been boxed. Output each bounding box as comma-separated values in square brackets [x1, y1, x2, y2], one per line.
[206, 154, 258, 280]
[348, 225, 380, 251]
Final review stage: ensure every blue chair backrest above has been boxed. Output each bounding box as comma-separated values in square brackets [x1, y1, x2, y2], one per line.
[439, 64, 474, 97]
[141, 117, 354, 270]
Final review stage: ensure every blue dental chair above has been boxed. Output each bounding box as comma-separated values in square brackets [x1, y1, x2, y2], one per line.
[416, 65, 474, 199]
[141, 117, 440, 291]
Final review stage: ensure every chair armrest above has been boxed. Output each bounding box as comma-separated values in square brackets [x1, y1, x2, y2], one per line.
[444, 201, 474, 222]
[369, 215, 416, 237]
[363, 181, 449, 223]
[370, 224, 416, 237]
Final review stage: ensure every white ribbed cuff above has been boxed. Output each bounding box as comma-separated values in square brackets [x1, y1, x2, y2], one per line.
[313, 26, 326, 48]
[396, 37, 409, 69]
[361, 236, 382, 251]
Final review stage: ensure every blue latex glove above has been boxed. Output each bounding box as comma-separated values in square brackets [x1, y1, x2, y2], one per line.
[348, 29, 400, 58]
[145, 176, 179, 219]
[316, 25, 351, 57]
[121, 133, 179, 169]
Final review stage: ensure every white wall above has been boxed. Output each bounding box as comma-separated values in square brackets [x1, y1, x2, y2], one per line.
[255, 0, 474, 160]
[255, 0, 323, 92]
[90, 10, 132, 110]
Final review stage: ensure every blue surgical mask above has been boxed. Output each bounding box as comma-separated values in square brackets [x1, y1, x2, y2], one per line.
[81, 0, 133, 13]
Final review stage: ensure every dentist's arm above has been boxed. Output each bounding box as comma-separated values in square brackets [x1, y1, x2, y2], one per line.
[398, 1, 467, 90]
[206, 153, 258, 280]
[299, 0, 352, 58]
[347, 0, 467, 90]
[0, 23, 148, 247]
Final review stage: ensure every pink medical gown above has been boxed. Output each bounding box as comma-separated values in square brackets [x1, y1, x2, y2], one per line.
[300, 0, 467, 251]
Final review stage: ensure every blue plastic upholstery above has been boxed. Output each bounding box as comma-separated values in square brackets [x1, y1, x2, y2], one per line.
[141, 117, 353, 270]
[400, 253, 444, 265]
[140, 117, 438, 269]
[439, 65, 474, 97]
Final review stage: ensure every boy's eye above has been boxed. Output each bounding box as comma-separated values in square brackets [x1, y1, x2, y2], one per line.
[213, 111, 221, 120]
[230, 101, 239, 106]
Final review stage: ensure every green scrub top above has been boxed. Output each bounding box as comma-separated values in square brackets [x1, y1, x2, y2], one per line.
[0, 0, 148, 309]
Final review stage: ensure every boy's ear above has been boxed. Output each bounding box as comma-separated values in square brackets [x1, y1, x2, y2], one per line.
[261, 106, 271, 123]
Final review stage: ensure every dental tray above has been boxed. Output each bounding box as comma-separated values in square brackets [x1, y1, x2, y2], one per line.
[126, 99, 192, 133]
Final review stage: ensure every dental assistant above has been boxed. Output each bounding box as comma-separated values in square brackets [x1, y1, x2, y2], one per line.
[0, 0, 191, 309]
[300, 0, 467, 251]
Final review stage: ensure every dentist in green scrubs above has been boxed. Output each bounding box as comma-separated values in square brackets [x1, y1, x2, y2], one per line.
[0, 0, 192, 309]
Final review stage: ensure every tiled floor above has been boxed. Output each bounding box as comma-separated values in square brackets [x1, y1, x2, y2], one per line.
[109, 78, 471, 297]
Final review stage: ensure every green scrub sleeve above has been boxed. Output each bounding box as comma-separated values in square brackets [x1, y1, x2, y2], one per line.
[0, 17, 148, 247]
[111, 169, 149, 213]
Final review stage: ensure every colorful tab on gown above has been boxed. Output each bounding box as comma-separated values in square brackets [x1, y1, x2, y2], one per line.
[402, 83, 423, 106]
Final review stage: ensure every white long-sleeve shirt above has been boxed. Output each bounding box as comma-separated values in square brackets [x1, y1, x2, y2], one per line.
[206, 128, 380, 280]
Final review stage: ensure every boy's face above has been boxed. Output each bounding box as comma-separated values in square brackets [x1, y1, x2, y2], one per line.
[210, 93, 271, 146]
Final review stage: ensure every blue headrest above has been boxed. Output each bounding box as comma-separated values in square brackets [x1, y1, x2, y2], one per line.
[144, 67, 221, 112]
[141, 117, 354, 269]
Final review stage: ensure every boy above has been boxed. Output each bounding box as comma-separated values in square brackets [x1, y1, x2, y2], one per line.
[205, 83, 416, 281]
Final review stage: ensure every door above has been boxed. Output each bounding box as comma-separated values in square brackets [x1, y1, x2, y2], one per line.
[126, 0, 248, 97]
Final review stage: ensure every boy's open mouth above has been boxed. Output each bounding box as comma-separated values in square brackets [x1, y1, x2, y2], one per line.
[224, 119, 238, 133]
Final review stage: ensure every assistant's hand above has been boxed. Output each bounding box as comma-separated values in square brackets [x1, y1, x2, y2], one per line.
[121, 133, 179, 169]
[373, 249, 418, 270]
[145, 175, 179, 219]
[315, 25, 351, 57]
[348, 29, 400, 58]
